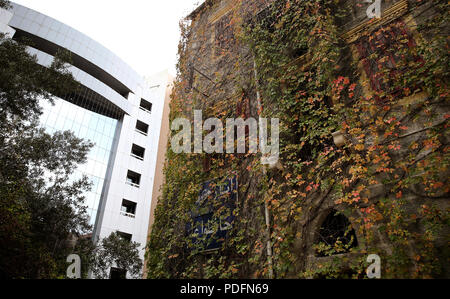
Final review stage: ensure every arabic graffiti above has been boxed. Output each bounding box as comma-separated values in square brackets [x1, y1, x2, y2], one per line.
[189, 175, 238, 251]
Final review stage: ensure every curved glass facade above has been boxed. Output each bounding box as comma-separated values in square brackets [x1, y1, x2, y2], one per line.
[40, 98, 118, 225]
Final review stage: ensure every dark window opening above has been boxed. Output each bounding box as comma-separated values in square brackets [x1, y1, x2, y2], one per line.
[126, 170, 141, 187]
[117, 232, 132, 242]
[315, 210, 358, 257]
[109, 268, 127, 279]
[131, 144, 145, 161]
[136, 120, 149, 136]
[121, 199, 137, 218]
[215, 13, 235, 56]
[289, 46, 308, 60]
[140, 99, 152, 113]
[323, 95, 333, 109]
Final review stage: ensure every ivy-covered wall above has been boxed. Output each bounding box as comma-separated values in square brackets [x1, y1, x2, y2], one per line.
[146, 0, 449, 279]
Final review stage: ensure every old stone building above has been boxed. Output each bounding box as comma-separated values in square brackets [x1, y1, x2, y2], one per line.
[147, 0, 449, 279]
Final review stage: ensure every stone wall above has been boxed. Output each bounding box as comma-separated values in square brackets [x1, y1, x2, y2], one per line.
[148, 0, 449, 278]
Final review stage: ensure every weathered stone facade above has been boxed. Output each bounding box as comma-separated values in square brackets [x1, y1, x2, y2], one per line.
[147, 0, 449, 278]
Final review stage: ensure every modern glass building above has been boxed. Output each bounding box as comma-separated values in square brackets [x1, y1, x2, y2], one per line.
[39, 99, 118, 226]
[0, 3, 172, 277]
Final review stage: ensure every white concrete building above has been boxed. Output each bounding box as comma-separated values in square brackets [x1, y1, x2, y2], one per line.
[0, 2, 172, 278]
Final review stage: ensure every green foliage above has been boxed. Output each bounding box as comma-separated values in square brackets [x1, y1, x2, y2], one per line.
[0, 28, 94, 278]
[0, 0, 10, 9]
[91, 232, 143, 279]
[148, 0, 449, 279]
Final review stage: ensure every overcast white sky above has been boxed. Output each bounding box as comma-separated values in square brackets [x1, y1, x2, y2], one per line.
[13, 0, 203, 77]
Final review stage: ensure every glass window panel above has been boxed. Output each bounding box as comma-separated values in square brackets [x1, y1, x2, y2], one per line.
[38, 96, 118, 227]
[55, 115, 65, 129]
[72, 122, 81, 135]
[62, 118, 74, 132]
[79, 126, 88, 139]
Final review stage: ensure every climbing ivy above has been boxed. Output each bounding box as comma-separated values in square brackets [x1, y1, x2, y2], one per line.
[147, 0, 449, 279]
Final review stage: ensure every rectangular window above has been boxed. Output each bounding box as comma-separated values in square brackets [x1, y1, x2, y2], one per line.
[135, 120, 149, 136]
[131, 144, 145, 161]
[215, 13, 234, 56]
[355, 20, 422, 99]
[139, 99, 152, 113]
[126, 170, 141, 188]
[117, 231, 132, 242]
[120, 199, 137, 218]
[109, 268, 127, 280]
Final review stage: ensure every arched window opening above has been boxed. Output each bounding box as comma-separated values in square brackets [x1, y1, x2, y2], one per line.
[314, 210, 358, 257]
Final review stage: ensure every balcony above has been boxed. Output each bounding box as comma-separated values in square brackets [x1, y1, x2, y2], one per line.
[120, 211, 136, 219]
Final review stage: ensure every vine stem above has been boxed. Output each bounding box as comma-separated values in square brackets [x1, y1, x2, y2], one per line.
[254, 53, 274, 279]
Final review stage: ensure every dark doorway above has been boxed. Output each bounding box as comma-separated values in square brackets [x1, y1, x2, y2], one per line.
[109, 268, 126, 279]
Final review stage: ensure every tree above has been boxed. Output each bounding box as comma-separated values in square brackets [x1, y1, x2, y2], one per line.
[90, 232, 143, 279]
[0, 0, 9, 9]
[0, 1, 95, 278]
